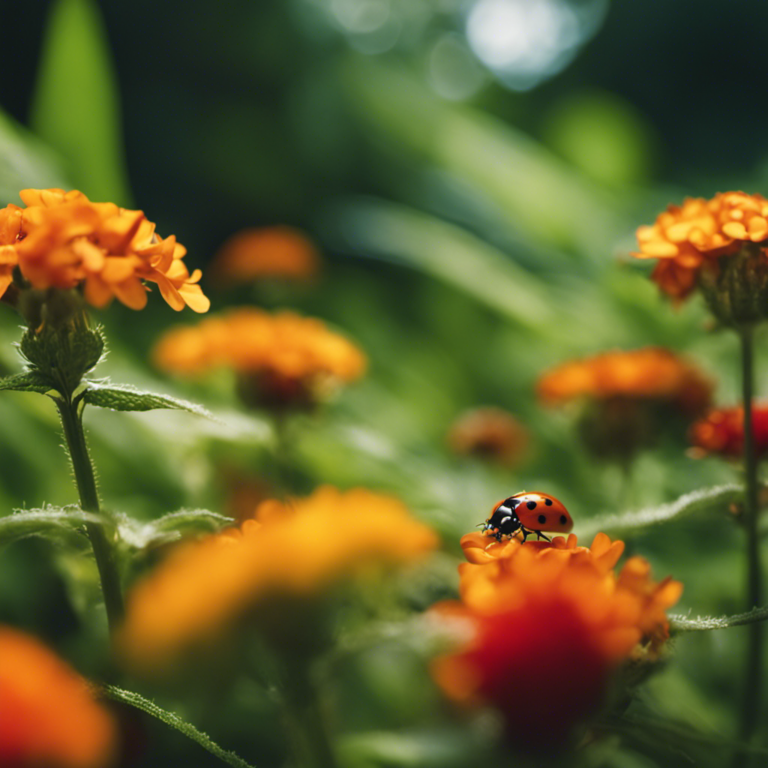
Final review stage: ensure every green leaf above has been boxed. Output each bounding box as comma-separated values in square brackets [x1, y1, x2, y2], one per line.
[0, 505, 100, 548]
[0, 111, 69, 201]
[102, 685, 257, 768]
[331, 200, 555, 333]
[81, 383, 211, 418]
[670, 606, 768, 634]
[340, 57, 628, 256]
[117, 509, 233, 551]
[0, 371, 58, 395]
[576, 484, 743, 539]
[30, 0, 132, 204]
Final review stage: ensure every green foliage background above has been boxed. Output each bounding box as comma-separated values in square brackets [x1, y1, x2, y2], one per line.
[1, 1, 768, 766]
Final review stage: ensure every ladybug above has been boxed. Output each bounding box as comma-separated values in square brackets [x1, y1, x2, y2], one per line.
[482, 492, 573, 543]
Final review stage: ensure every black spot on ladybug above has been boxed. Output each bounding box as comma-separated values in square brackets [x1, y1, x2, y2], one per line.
[537, 514, 546, 524]
[560, 515, 567, 525]
[545, 498, 553, 506]
[527, 501, 537, 510]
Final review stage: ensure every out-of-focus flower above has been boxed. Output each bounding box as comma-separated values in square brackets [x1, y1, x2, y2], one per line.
[538, 348, 713, 462]
[120, 486, 438, 673]
[633, 192, 768, 322]
[689, 403, 768, 460]
[210, 226, 319, 286]
[431, 533, 681, 750]
[0, 188, 209, 313]
[152, 308, 366, 409]
[537, 347, 713, 415]
[447, 407, 529, 468]
[0, 626, 115, 768]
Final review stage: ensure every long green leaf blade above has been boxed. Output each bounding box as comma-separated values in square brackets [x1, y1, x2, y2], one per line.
[30, 0, 132, 204]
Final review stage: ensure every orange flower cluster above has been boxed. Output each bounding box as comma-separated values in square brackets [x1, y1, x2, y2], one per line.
[447, 407, 529, 468]
[689, 403, 768, 460]
[152, 308, 366, 407]
[120, 486, 438, 672]
[0, 626, 115, 768]
[0, 188, 209, 312]
[633, 192, 768, 299]
[210, 226, 319, 285]
[432, 532, 681, 750]
[537, 347, 713, 416]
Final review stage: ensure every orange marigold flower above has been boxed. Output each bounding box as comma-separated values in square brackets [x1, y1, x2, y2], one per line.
[689, 403, 768, 459]
[633, 192, 768, 301]
[447, 407, 529, 468]
[431, 534, 681, 750]
[152, 308, 366, 408]
[0, 188, 209, 313]
[120, 486, 438, 672]
[0, 626, 116, 768]
[537, 347, 713, 415]
[210, 226, 319, 285]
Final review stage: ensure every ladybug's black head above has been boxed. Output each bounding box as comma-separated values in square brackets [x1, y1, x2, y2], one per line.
[484, 499, 522, 540]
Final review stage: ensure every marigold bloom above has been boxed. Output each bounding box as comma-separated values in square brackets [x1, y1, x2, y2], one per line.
[537, 347, 713, 415]
[0, 188, 209, 313]
[447, 407, 529, 468]
[0, 626, 115, 768]
[689, 403, 768, 460]
[120, 486, 438, 672]
[152, 308, 366, 408]
[431, 533, 681, 750]
[210, 226, 319, 285]
[633, 192, 768, 301]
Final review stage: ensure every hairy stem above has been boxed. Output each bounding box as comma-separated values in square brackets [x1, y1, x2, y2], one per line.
[56, 396, 124, 634]
[734, 327, 763, 767]
[103, 685, 256, 768]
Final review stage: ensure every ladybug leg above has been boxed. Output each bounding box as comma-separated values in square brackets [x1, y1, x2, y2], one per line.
[535, 531, 552, 543]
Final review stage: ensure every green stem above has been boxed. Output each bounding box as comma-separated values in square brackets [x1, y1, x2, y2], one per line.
[102, 685, 257, 768]
[277, 655, 337, 768]
[55, 396, 124, 634]
[735, 327, 763, 765]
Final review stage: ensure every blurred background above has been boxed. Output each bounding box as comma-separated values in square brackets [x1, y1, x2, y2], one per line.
[1, 1, 767, 765]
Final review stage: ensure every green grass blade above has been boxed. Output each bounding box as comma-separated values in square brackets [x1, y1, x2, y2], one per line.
[30, 0, 132, 204]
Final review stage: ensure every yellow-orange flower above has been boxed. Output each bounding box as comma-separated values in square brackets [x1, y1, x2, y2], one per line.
[431, 533, 681, 749]
[210, 226, 319, 285]
[689, 403, 768, 460]
[633, 192, 768, 300]
[0, 626, 115, 768]
[152, 308, 366, 408]
[0, 188, 209, 313]
[120, 486, 438, 672]
[447, 407, 529, 468]
[537, 347, 713, 415]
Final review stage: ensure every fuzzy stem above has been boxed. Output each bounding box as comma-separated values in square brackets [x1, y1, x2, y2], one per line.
[55, 396, 124, 635]
[103, 685, 256, 768]
[734, 327, 763, 766]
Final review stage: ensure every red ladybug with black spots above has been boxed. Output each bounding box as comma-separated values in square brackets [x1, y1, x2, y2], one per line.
[482, 492, 573, 543]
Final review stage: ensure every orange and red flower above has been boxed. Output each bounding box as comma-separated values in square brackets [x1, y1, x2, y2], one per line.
[0, 626, 115, 768]
[210, 226, 319, 285]
[633, 192, 768, 300]
[447, 407, 529, 468]
[689, 403, 768, 460]
[431, 533, 681, 750]
[0, 188, 209, 313]
[152, 308, 366, 408]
